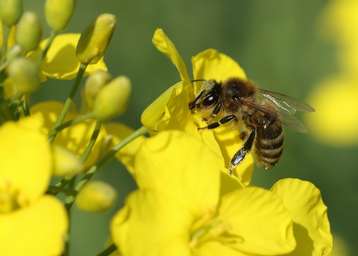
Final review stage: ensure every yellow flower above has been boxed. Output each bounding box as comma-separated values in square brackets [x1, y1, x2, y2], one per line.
[30, 101, 108, 169]
[0, 117, 68, 256]
[104, 123, 145, 174]
[305, 78, 358, 146]
[111, 131, 297, 256]
[321, 0, 358, 48]
[30, 101, 144, 173]
[39, 33, 108, 80]
[141, 28, 253, 185]
[321, 0, 358, 78]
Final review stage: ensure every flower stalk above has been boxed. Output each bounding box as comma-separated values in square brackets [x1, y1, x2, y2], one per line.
[48, 63, 87, 142]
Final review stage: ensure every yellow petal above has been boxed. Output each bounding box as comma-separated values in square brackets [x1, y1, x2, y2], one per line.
[192, 49, 246, 82]
[40, 33, 107, 80]
[218, 187, 296, 255]
[31, 101, 108, 168]
[30, 101, 76, 132]
[271, 178, 333, 256]
[0, 24, 16, 49]
[141, 83, 176, 131]
[0, 196, 68, 256]
[52, 145, 83, 177]
[305, 78, 358, 146]
[134, 130, 222, 216]
[195, 241, 247, 256]
[152, 28, 190, 82]
[0, 119, 51, 206]
[111, 192, 192, 256]
[141, 82, 222, 157]
[104, 123, 145, 174]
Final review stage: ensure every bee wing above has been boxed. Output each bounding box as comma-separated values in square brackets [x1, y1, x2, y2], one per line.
[241, 98, 309, 133]
[258, 88, 315, 114]
[278, 110, 308, 133]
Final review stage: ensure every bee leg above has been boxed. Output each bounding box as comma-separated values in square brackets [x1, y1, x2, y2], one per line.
[198, 114, 237, 130]
[211, 101, 223, 117]
[228, 130, 256, 175]
[189, 90, 205, 111]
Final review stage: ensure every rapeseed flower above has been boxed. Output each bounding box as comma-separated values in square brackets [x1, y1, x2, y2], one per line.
[306, 0, 358, 145]
[321, 0, 358, 77]
[39, 33, 108, 80]
[306, 78, 358, 145]
[0, 117, 67, 256]
[111, 131, 332, 256]
[30, 101, 144, 173]
[31, 101, 108, 169]
[142, 28, 253, 185]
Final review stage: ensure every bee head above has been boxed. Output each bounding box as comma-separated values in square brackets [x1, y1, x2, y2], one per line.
[189, 80, 222, 112]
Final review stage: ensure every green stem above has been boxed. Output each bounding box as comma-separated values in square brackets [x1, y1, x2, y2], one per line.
[96, 244, 117, 256]
[48, 64, 87, 142]
[42, 31, 57, 59]
[55, 112, 94, 133]
[47, 185, 76, 195]
[22, 95, 30, 116]
[80, 121, 102, 162]
[76, 126, 147, 195]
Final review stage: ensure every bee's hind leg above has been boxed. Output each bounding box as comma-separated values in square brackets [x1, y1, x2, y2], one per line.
[198, 114, 237, 130]
[228, 130, 256, 175]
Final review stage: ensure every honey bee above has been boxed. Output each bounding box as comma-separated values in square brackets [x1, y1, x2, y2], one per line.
[188, 78, 314, 174]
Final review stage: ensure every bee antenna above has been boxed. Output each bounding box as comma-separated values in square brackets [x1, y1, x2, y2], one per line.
[191, 79, 207, 83]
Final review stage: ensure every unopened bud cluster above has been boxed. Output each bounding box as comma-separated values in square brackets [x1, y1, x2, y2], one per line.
[0, 0, 134, 254]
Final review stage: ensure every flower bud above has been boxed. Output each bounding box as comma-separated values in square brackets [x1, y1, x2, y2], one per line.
[75, 181, 116, 212]
[93, 76, 131, 121]
[7, 57, 40, 94]
[15, 11, 42, 53]
[84, 70, 112, 110]
[52, 146, 83, 177]
[0, 0, 23, 27]
[76, 13, 116, 64]
[45, 0, 75, 32]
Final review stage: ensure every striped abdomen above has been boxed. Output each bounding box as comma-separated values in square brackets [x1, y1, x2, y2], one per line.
[255, 120, 284, 170]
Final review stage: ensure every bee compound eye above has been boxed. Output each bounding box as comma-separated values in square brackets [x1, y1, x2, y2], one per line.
[202, 93, 218, 107]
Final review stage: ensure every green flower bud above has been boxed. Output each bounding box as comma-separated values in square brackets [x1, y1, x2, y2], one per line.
[0, 0, 23, 27]
[75, 181, 117, 212]
[15, 11, 42, 53]
[7, 57, 40, 94]
[52, 146, 83, 177]
[45, 0, 75, 32]
[76, 13, 116, 64]
[93, 76, 131, 121]
[84, 70, 112, 110]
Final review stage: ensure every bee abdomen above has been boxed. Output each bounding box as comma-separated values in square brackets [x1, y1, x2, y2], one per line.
[256, 123, 284, 169]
